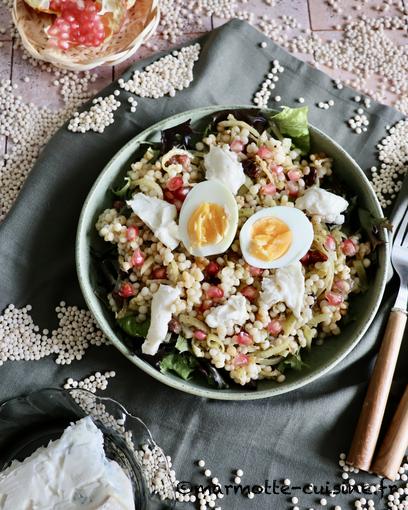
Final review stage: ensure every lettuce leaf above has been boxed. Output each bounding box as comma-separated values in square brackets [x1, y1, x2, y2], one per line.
[111, 177, 131, 198]
[117, 316, 150, 338]
[270, 106, 310, 153]
[277, 352, 307, 373]
[160, 352, 198, 380]
[175, 335, 189, 353]
[358, 208, 392, 250]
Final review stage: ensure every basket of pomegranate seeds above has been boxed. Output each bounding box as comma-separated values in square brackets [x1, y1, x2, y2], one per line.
[12, 0, 159, 70]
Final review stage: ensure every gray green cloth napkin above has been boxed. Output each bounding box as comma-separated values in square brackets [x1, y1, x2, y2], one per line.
[0, 19, 407, 509]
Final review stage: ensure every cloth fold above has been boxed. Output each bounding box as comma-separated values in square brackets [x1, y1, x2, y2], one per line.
[0, 19, 406, 509]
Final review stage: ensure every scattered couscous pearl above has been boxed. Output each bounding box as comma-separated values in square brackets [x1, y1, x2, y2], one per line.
[320, 498, 327, 505]
[284, 478, 291, 486]
[63, 370, 116, 393]
[234, 476, 241, 484]
[68, 95, 121, 134]
[0, 302, 107, 365]
[342, 472, 349, 480]
[292, 497, 299, 504]
[275, 95, 281, 102]
[204, 469, 212, 477]
[236, 469, 244, 477]
[370, 119, 408, 208]
[253, 59, 284, 107]
[119, 43, 200, 99]
[0, 66, 99, 220]
[260, 41, 267, 48]
[198, 460, 206, 467]
[298, 97, 305, 103]
[247, 492, 254, 499]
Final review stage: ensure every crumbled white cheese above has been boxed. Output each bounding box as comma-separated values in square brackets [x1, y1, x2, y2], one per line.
[205, 294, 249, 334]
[204, 145, 246, 195]
[142, 284, 180, 355]
[0, 417, 134, 509]
[127, 193, 180, 249]
[295, 187, 349, 224]
[260, 261, 305, 319]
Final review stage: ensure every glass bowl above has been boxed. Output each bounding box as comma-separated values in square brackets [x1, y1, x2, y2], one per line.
[0, 388, 175, 509]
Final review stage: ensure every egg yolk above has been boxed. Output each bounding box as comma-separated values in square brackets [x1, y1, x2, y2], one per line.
[188, 203, 229, 247]
[250, 216, 292, 262]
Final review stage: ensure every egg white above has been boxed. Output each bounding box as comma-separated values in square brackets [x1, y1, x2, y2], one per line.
[178, 181, 239, 257]
[239, 206, 314, 269]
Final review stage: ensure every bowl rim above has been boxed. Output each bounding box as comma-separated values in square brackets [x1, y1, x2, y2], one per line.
[76, 104, 389, 401]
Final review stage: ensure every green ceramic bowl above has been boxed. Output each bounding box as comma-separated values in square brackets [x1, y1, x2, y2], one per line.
[76, 105, 388, 400]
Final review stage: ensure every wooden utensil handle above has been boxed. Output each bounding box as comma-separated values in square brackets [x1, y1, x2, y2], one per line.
[347, 309, 407, 471]
[371, 385, 408, 480]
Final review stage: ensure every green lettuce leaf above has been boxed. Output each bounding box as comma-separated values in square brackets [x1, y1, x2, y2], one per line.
[160, 352, 198, 380]
[111, 177, 131, 198]
[270, 106, 310, 153]
[358, 209, 392, 250]
[175, 335, 189, 353]
[277, 352, 307, 373]
[117, 316, 150, 338]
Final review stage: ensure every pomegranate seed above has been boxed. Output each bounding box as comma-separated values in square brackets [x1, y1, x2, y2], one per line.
[260, 183, 277, 196]
[205, 261, 220, 277]
[333, 279, 348, 293]
[325, 291, 343, 306]
[234, 353, 249, 366]
[173, 187, 189, 201]
[131, 249, 144, 267]
[47, 0, 110, 50]
[288, 169, 302, 181]
[113, 200, 124, 210]
[174, 200, 183, 211]
[241, 285, 258, 302]
[166, 176, 183, 191]
[168, 318, 181, 334]
[235, 331, 253, 345]
[169, 154, 190, 170]
[257, 145, 273, 159]
[341, 239, 357, 256]
[300, 250, 328, 265]
[248, 265, 263, 277]
[286, 181, 299, 197]
[177, 154, 190, 169]
[206, 286, 224, 299]
[271, 164, 284, 175]
[267, 320, 282, 336]
[324, 235, 336, 251]
[163, 189, 175, 203]
[126, 226, 139, 241]
[230, 139, 244, 153]
[194, 330, 207, 341]
[118, 282, 134, 298]
[151, 266, 167, 279]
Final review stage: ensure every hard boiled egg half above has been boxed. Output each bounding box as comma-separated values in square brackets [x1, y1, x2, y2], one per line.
[240, 206, 313, 269]
[178, 181, 238, 257]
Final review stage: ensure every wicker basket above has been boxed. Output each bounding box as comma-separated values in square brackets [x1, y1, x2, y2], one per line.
[12, 0, 159, 71]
